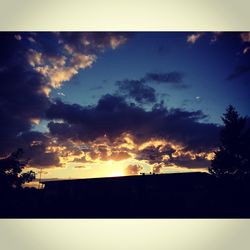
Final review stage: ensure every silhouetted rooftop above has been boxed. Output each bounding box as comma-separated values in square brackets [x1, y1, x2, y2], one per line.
[41, 171, 212, 186]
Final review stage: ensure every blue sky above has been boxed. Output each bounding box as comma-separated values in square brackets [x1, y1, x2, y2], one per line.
[50, 32, 250, 124]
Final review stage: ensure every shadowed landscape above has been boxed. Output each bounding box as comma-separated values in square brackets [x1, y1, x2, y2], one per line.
[1, 172, 250, 218]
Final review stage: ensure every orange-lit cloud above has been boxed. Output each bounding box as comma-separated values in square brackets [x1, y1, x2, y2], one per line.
[22, 130, 215, 182]
[187, 33, 204, 44]
[124, 164, 143, 175]
[110, 35, 127, 49]
[37, 132, 215, 176]
[26, 33, 128, 94]
[27, 49, 44, 67]
[28, 49, 96, 90]
[30, 118, 40, 125]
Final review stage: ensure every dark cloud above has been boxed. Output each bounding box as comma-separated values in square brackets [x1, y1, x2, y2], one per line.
[165, 108, 219, 151]
[15, 131, 61, 168]
[47, 95, 152, 141]
[170, 155, 210, 169]
[144, 72, 187, 88]
[227, 65, 250, 81]
[0, 33, 51, 157]
[136, 145, 168, 164]
[124, 164, 143, 175]
[46, 94, 220, 152]
[115, 71, 186, 104]
[116, 71, 186, 100]
[136, 142, 211, 171]
[116, 79, 156, 104]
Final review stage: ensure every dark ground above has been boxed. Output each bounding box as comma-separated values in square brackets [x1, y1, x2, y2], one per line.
[1, 173, 250, 218]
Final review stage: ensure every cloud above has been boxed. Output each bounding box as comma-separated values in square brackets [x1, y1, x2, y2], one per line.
[27, 49, 44, 67]
[136, 145, 166, 164]
[136, 139, 213, 172]
[227, 65, 250, 80]
[65, 134, 133, 164]
[15, 131, 61, 168]
[57, 92, 65, 97]
[124, 164, 143, 175]
[14, 34, 22, 41]
[0, 32, 129, 168]
[182, 96, 203, 108]
[109, 35, 128, 49]
[57, 32, 128, 53]
[28, 36, 36, 43]
[109, 151, 131, 161]
[170, 154, 210, 169]
[26, 32, 128, 92]
[187, 32, 248, 45]
[116, 79, 156, 104]
[46, 94, 220, 153]
[210, 32, 223, 43]
[115, 71, 186, 104]
[44, 117, 216, 172]
[243, 47, 250, 54]
[27, 49, 96, 90]
[187, 33, 204, 44]
[145, 72, 186, 88]
[240, 32, 250, 42]
[0, 34, 51, 156]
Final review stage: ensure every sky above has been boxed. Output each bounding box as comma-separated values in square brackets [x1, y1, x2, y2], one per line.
[0, 32, 250, 182]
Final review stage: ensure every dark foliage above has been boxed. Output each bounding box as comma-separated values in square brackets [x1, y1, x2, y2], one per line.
[209, 105, 250, 178]
[0, 148, 35, 191]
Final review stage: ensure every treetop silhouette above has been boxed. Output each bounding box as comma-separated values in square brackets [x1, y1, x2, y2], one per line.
[209, 105, 250, 178]
[0, 148, 35, 190]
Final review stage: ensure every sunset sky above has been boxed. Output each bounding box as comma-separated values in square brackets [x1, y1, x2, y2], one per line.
[0, 32, 250, 181]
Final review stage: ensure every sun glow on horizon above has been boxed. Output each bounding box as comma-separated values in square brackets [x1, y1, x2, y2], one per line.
[110, 170, 125, 177]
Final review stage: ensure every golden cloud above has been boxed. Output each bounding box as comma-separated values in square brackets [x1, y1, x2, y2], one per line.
[109, 35, 127, 49]
[124, 164, 143, 175]
[187, 33, 204, 44]
[28, 49, 96, 90]
[26, 33, 128, 95]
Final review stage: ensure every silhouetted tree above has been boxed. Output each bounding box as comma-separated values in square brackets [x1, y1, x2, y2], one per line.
[209, 105, 250, 178]
[0, 148, 35, 191]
